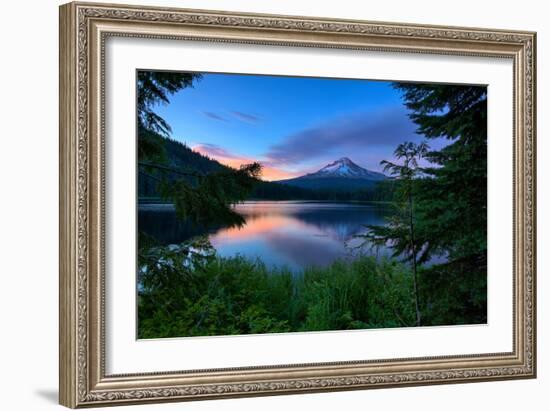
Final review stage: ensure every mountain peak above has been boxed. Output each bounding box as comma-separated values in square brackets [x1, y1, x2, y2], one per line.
[313, 157, 384, 179]
[276, 157, 387, 191]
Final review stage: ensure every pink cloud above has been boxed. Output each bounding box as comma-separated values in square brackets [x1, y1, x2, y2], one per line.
[192, 144, 299, 181]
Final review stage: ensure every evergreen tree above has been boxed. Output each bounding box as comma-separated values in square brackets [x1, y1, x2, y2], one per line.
[360, 142, 428, 326]
[396, 83, 488, 325]
[138, 71, 200, 135]
[358, 84, 487, 326]
[394, 83, 487, 263]
[137, 71, 202, 162]
[161, 162, 262, 227]
[136, 70, 262, 229]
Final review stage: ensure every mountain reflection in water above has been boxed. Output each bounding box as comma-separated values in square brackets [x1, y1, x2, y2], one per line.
[139, 201, 394, 272]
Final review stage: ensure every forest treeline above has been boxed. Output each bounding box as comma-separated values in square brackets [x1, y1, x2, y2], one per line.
[138, 136, 396, 202]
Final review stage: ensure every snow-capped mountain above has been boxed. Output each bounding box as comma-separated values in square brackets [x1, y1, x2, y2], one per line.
[277, 158, 386, 192]
[305, 157, 386, 180]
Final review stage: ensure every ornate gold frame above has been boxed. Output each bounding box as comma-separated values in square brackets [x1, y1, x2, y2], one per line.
[59, 1, 536, 408]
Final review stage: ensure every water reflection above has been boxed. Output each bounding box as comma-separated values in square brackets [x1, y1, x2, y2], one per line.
[139, 201, 393, 271]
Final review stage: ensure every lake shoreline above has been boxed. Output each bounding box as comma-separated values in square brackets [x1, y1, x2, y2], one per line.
[138, 198, 393, 208]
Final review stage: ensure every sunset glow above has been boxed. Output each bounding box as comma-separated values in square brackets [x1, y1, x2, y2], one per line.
[152, 72, 441, 177]
[213, 214, 306, 240]
[192, 144, 299, 181]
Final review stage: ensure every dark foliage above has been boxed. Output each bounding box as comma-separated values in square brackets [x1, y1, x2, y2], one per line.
[137, 71, 266, 229]
[138, 247, 419, 338]
[359, 141, 429, 325]
[419, 254, 487, 325]
[164, 162, 262, 227]
[137, 71, 201, 137]
[372, 82, 488, 324]
[394, 83, 487, 262]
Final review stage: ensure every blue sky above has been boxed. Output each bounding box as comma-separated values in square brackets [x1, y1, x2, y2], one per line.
[153, 72, 444, 181]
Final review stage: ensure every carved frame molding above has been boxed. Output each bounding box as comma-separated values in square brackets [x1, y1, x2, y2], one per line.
[59, 2, 536, 407]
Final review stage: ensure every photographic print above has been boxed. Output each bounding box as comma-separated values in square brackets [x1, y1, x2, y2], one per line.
[137, 70, 488, 339]
[60, 5, 536, 405]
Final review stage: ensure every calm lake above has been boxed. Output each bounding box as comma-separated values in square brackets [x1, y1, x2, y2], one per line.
[138, 201, 395, 272]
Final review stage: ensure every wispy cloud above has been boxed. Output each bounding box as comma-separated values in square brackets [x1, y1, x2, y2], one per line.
[193, 143, 239, 159]
[202, 111, 228, 122]
[201, 110, 261, 124]
[231, 111, 261, 123]
[192, 143, 299, 181]
[266, 106, 417, 166]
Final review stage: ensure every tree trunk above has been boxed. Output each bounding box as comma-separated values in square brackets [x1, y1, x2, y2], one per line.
[408, 189, 421, 327]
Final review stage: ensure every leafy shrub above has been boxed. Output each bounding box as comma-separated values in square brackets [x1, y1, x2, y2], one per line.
[138, 241, 424, 338]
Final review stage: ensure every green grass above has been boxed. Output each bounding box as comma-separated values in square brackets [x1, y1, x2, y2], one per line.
[137, 245, 419, 339]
